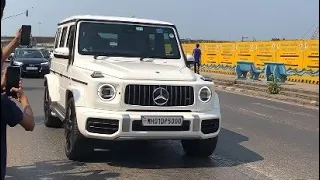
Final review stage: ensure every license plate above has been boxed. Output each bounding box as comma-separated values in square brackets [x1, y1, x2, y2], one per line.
[26, 67, 38, 70]
[141, 116, 184, 126]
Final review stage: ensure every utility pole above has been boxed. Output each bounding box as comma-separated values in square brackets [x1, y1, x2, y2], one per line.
[37, 22, 42, 36]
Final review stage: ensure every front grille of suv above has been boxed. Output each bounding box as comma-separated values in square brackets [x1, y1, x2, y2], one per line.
[124, 85, 194, 106]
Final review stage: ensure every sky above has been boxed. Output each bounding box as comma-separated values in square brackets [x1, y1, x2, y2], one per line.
[1, 0, 319, 41]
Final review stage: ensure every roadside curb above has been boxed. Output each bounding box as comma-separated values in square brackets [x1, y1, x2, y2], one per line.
[214, 84, 319, 107]
[204, 73, 319, 96]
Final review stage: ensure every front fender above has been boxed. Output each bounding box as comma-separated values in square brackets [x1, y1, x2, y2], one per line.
[66, 85, 87, 107]
[213, 91, 220, 110]
[44, 74, 60, 102]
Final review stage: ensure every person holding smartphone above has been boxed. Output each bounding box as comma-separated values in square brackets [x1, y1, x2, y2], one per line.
[1, 0, 35, 179]
[0, 0, 21, 62]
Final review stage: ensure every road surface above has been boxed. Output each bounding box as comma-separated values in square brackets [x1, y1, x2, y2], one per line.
[5, 77, 319, 180]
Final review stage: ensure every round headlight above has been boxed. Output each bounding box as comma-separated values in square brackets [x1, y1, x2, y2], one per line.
[198, 86, 212, 103]
[97, 84, 116, 100]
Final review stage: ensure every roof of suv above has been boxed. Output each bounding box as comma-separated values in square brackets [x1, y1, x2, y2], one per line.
[59, 15, 174, 26]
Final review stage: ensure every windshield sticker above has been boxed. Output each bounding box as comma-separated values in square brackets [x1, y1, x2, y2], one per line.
[136, 27, 144, 31]
[169, 33, 175, 38]
[156, 29, 163, 34]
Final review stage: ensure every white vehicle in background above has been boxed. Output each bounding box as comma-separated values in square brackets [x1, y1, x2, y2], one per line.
[44, 15, 221, 160]
[50, 51, 54, 59]
[6, 53, 14, 62]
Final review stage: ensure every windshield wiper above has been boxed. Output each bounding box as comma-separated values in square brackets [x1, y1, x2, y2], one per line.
[93, 54, 110, 59]
[90, 52, 113, 59]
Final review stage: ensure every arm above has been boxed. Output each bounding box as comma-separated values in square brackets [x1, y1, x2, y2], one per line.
[8, 87, 35, 131]
[1, 37, 19, 62]
[1, 68, 7, 89]
[19, 96, 35, 131]
[1, 28, 21, 62]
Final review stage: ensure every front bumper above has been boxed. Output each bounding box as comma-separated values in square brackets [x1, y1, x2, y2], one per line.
[22, 66, 50, 75]
[75, 107, 221, 141]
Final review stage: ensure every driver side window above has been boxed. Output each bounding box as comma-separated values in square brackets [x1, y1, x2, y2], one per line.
[54, 28, 62, 49]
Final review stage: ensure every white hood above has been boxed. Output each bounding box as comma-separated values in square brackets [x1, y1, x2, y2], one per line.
[77, 59, 197, 81]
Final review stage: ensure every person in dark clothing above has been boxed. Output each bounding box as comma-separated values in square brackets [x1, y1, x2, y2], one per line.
[1, 57, 35, 180]
[192, 43, 202, 74]
[1, 0, 35, 179]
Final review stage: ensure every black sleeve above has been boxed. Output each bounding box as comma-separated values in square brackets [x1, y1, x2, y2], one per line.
[1, 95, 23, 127]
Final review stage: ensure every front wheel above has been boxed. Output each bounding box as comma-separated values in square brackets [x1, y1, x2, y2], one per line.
[64, 97, 93, 161]
[181, 136, 218, 158]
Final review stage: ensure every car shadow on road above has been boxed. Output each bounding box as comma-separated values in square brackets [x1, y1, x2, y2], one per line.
[78, 128, 264, 169]
[35, 116, 46, 125]
[5, 160, 120, 180]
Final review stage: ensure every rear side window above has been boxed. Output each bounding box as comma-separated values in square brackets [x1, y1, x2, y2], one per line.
[59, 27, 68, 47]
[54, 28, 62, 49]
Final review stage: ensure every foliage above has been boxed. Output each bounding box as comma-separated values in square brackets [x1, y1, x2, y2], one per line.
[267, 74, 281, 94]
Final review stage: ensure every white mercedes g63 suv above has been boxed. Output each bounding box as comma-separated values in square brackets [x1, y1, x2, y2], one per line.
[44, 15, 221, 160]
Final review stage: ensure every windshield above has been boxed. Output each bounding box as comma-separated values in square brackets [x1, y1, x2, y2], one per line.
[40, 49, 50, 58]
[15, 49, 44, 59]
[78, 22, 181, 59]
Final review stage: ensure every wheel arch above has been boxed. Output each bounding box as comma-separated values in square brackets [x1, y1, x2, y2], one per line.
[44, 74, 60, 102]
[65, 85, 86, 108]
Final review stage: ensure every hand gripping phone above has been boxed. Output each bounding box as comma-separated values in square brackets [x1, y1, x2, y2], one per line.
[5, 66, 21, 98]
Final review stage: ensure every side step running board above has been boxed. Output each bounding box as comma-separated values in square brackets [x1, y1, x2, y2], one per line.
[50, 102, 66, 121]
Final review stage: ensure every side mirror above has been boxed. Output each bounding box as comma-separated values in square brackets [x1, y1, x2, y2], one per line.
[186, 54, 195, 62]
[186, 54, 195, 67]
[54, 48, 70, 59]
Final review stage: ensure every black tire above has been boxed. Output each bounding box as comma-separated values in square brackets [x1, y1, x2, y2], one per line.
[44, 85, 63, 128]
[181, 136, 218, 158]
[64, 97, 93, 161]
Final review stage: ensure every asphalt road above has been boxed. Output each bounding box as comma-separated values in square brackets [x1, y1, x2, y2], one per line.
[5, 76, 319, 180]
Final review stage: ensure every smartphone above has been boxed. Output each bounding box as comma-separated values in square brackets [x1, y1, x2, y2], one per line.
[5, 66, 21, 98]
[20, 25, 32, 46]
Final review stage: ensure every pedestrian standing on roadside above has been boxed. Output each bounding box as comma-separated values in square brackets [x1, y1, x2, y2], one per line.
[192, 43, 202, 74]
[1, 0, 35, 179]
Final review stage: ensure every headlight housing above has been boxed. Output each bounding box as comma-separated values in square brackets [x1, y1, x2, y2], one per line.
[13, 61, 23, 66]
[198, 86, 212, 103]
[41, 62, 49, 66]
[97, 84, 116, 101]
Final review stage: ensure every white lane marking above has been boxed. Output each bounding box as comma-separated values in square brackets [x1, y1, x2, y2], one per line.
[244, 164, 281, 180]
[225, 105, 274, 119]
[210, 154, 279, 180]
[252, 103, 317, 118]
[223, 105, 319, 132]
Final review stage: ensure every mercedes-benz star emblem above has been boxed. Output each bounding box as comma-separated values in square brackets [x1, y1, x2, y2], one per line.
[153, 87, 169, 106]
